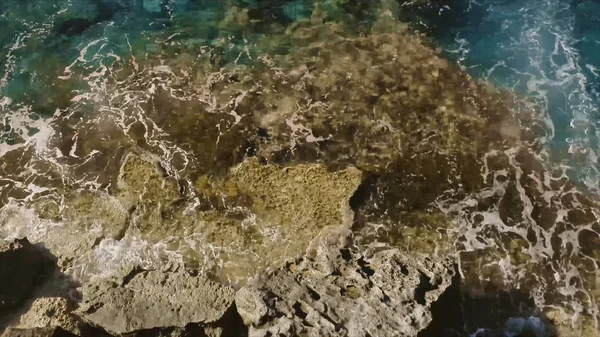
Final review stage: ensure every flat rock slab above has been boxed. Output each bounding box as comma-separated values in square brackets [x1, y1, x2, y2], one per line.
[0, 238, 48, 311]
[76, 269, 235, 335]
[236, 245, 456, 337]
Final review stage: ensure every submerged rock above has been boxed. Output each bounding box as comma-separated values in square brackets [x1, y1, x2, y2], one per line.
[0, 238, 50, 312]
[545, 309, 599, 337]
[76, 268, 235, 335]
[236, 244, 456, 337]
[2, 0, 596, 335]
[102, 154, 362, 283]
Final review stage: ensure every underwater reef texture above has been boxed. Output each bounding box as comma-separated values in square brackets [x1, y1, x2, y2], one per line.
[1, 0, 600, 336]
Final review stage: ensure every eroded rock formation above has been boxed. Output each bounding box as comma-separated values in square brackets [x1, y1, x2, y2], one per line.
[236, 245, 456, 337]
[2, 236, 461, 337]
[76, 268, 235, 335]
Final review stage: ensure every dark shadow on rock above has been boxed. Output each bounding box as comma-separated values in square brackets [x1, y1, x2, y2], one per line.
[211, 303, 248, 337]
[2, 326, 78, 337]
[417, 264, 559, 337]
[0, 239, 55, 315]
[417, 264, 464, 337]
[0, 239, 112, 337]
[0, 239, 65, 332]
[122, 303, 248, 337]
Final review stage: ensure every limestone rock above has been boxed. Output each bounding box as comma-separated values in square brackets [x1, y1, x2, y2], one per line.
[236, 244, 456, 337]
[235, 288, 269, 326]
[12, 297, 80, 336]
[76, 269, 235, 335]
[0, 238, 49, 311]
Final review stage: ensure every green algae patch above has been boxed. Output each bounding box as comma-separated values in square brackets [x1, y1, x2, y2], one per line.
[117, 153, 180, 204]
[62, 190, 129, 239]
[116, 153, 182, 235]
[230, 158, 362, 230]
[190, 158, 364, 283]
[82, 154, 364, 284]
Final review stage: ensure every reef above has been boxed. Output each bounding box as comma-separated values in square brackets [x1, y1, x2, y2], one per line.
[1, 0, 599, 336]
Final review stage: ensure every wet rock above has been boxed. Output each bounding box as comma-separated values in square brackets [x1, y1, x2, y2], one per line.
[116, 153, 181, 210]
[0, 238, 49, 312]
[353, 211, 457, 257]
[76, 269, 235, 335]
[236, 244, 456, 337]
[104, 155, 362, 284]
[191, 159, 361, 282]
[545, 309, 598, 337]
[28, 190, 131, 272]
[229, 157, 361, 248]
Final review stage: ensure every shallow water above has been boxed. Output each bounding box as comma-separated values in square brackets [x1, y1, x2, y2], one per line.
[1, 1, 600, 335]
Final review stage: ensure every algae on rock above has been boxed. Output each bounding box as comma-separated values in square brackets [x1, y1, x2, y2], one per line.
[230, 157, 361, 231]
[187, 158, 362, 283]
[76, 153, 363, 284]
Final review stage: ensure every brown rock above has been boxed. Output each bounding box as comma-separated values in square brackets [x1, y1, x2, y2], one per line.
[76, 269, 235, 335]
[12, 298, 80, 336]
[236, 244, 457, 337]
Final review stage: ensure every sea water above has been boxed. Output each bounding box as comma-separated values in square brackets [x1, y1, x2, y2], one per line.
[404, 0, 600, 191]
[1, 1, 600, 336]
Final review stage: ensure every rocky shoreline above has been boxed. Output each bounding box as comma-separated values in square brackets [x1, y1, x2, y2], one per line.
[1, 1, 600, 336]
[1, 236, 458, 337]
[0, 235, 594, 337]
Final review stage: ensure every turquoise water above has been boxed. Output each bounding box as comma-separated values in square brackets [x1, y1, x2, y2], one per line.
[2, 0, 599, 188]
[404, 0, 600, 191]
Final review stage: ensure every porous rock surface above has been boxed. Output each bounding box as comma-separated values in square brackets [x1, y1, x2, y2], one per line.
[76, 268, 235, 335]
[11, 297, 80, 336]
[236, 244, 456, 337]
